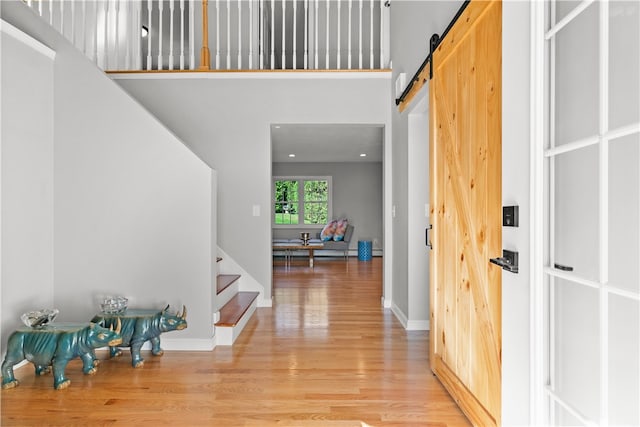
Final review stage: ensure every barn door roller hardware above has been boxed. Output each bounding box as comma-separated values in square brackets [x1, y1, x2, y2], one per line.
[395, 0, 471, 107]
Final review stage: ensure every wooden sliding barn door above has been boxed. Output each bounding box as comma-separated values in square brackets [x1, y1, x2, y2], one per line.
[429, 1, 502, 426]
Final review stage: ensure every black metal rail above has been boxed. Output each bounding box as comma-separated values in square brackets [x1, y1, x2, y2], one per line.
[395, 0, 471, 106]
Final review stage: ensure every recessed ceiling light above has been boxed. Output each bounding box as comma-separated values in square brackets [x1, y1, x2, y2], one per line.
[274, 125, 281, 129]
[288, 154, 296, 158]
[360, 153, 367, 157]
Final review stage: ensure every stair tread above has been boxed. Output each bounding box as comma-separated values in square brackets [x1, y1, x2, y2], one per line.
[215, 291, 259, 327]
[217, 274, 241, 294]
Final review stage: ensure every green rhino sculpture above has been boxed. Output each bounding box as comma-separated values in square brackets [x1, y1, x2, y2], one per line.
[2, 320, 122, 390]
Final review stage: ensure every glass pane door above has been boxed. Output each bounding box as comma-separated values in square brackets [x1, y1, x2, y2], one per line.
[543, 1, 640, 425]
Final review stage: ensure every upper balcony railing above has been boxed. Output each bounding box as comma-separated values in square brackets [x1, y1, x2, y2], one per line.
[23, 0, 390, 72]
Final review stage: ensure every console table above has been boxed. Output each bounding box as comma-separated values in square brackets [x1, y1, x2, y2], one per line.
[272, 243, 323, 268]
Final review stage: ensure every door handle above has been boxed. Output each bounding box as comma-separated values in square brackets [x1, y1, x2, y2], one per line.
[426, 225, 432, 250]
[489, 250, 519, 274]
[554, 263, 574, 272]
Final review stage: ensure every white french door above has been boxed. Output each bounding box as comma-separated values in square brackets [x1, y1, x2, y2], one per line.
[536, 0, 640, 425]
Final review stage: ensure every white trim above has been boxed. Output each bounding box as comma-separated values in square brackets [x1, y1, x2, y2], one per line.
[544, 0, 595, 41]
[108, 71, 393, 80]
[545, 387, 598, 427]
[529, 0, 546, 424]
[0, 19, 56, 59]
[405, 319, 429, 331]
[94, 336, 216, 352]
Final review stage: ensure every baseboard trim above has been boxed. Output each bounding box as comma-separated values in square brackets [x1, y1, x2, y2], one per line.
[391, 303, 430, 331]
[94, 337, 216, 352]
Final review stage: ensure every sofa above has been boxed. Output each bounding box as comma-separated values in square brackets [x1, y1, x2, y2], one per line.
[272, 224, 355, 260]
[319, 224, 354, 260]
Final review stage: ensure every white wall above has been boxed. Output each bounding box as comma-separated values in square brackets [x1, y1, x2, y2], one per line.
[502, 2, 532, 424]
[2, 1, 215, 349]
[114, 74, 392, 303]
[272, 161, 383, 251]
[0, 25, 55, 354]
[406, 90, 430, 330]
[389, 0, 462, 323]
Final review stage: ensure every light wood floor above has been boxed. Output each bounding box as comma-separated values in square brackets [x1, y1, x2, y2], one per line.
[1, 257, 469, 426]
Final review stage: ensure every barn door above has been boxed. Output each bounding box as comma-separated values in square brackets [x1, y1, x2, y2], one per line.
[429, 1, 502, 425]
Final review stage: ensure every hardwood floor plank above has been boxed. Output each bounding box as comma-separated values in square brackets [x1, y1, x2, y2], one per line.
[2, 258, 469, 426]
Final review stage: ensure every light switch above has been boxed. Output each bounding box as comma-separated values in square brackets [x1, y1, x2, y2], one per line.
[252, 205, 260, 217]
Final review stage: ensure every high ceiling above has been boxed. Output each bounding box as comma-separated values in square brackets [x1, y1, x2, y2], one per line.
[271, 124, 384, 163]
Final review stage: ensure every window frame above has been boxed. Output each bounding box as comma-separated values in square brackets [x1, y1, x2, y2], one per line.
[272, 176, 332, 229]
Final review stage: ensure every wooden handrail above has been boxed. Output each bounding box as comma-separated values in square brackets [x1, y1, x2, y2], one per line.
[198, 0, 211, 70]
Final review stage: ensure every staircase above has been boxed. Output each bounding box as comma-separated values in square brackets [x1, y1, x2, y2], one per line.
[214, 259, 259, 346]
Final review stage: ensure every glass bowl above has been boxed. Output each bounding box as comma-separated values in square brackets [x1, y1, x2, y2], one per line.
[21, 308, 59, 328]
[100, 296, 128, 314]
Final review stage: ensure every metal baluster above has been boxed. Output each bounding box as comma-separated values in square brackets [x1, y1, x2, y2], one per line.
[379, 0, 384, 69]
[71, 0, 76, 46]
[49, 0, 53, 25]
[81, 0, 87, 58]
[60, 0, 65, 38]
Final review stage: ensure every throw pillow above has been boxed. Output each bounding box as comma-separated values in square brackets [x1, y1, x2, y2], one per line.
[320, 220, 338, 241]
[333, 219, 349, 241]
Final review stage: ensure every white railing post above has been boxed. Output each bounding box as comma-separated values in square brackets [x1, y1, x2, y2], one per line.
[238, 0, 242, 69]
[358, 0, 363, 69]
[314, 0, 318, 69]
[348, 0, 352, 69]
[226, 0, 231, 69]
[81, 0, 87, 56]
[281, 0, 286, 69]
[180, 0, 186, 69]
[147, 0, 153, 70]
[114, 0, 121, 70]
[337, 0, 341, 69]
[369, 0, 373, 69]
[379, 0, 384, 69]
[249, 0, 253, 69]
[49, 0, 53, 26]
[103, 0, 108, 69]
[270, 0, 275, 69]
[189, 0, 195, 69]
[60, 0, 65, 39]
[169, 0, 175, 70]
[158, 0, 164, 69]
[215, 0, 220, 69]
[325, 0, 329, 69]
[93, 1, 99, 64]
[304, 0, 308, 69]
[293, 0, 297, 69]
[125, 0, 131, 70]
[259, 0, 264, 69]
[71, 0, 77, 47]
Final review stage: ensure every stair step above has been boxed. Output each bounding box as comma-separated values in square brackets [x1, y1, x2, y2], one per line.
[215, 291, 259, 327]
[217, 274, 241, 295]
